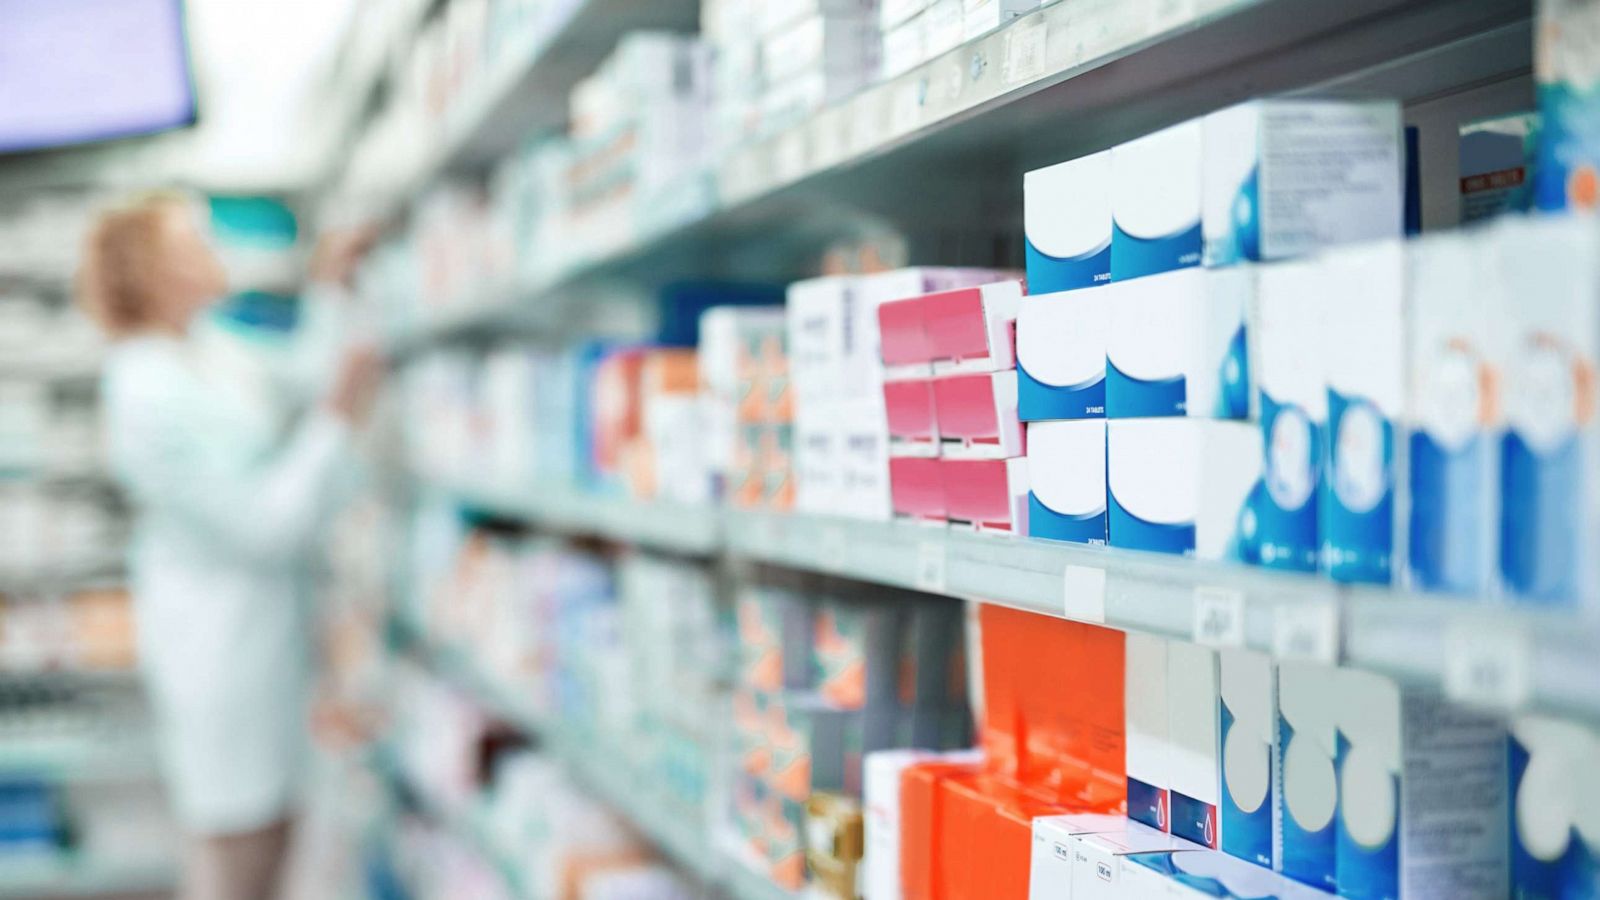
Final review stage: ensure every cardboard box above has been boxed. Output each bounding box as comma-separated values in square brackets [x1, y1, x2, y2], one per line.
[1026, 420, 1108, 545]
[1533, 0, 1600, 212]
[1253, 258, 1327, 572]
[933, 370, 1024, 459]
[1126, 633, 1171, 833]
[1112, 120, 1204, 281]
[1025, 152, 1114, 293]
[941, 457, 1029, 532]
[1218, 649, 1277, 869]
[922, 279, 1022, 372]
[1508, 715, 1600, 898]
[1018, 289, 1109, 421]
[1277, 662, 1340, 891]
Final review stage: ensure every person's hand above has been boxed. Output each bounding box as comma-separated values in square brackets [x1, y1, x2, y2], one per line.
[308, 225, 381, 290]
[326, 344, 385, 425]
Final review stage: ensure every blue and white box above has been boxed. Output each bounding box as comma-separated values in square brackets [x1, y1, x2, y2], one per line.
[1192, 266, 1256, 421]
[1277, 661, 1339, 892]
[1335, 672, 1508, 900]
[1025, 420, 1108, 544]
[1025, 151, 1113, 293]
[1533, 0, 1600, 212]
[1219, 648, 1277, 870]
[1253, 258, 1327, 572]
[1107, 269, 1202, 418]
[1123, 849, 1334, 899]
[1492, 214, 1600, 609]
[1405, 232, 1500, 596]
[1202, 99, 1404, 266]
[1169, 641, 1222, 850]
[1017, 288, 1109, 421]
[1320, 240, 1405, 585]
[1106, 420, 1261, 559]
[1113, 120, 1204, 281]
[1508, 715, 1599, 898]
[1127, 632, 1172, 833]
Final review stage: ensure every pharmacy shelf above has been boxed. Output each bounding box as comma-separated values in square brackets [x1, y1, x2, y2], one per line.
[0, 857, 175, 899]
[384, 0, 1529, 355]
[0, 561, 126, 598]
[419, 475, 1600, 724]
[0, 737, 159, 786]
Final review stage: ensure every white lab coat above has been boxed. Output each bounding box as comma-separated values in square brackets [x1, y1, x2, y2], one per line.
[102, 294, 350, 834]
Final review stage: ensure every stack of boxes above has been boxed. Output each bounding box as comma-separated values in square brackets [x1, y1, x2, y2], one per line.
[732, 576, 969, 892]
[758, 0, 881, 135]
[874, 272, 1026, 531]
[700, 307, 795, 511]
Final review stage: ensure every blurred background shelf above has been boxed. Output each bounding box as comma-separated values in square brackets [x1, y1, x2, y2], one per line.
[0, 858, 175, 900]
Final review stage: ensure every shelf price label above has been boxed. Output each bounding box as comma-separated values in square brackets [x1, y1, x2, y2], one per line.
[915, 541, 948, 594]
[1272, 599, 1341, 665]
[1445, 622, 1531, 711]
[1002, 17, 1048, 86]
[1062, 565, 1106, 623]
[1192, 587, 1245, 649]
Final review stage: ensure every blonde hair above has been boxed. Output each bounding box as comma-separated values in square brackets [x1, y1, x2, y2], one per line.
[75, 191, 196, 336]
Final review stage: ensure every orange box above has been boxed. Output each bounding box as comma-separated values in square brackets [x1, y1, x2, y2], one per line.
[899, 759, 984, 900]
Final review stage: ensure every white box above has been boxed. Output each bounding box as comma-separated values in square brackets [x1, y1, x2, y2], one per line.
[838, 396, 894, 520]
[1508, 715, 1600, 897]
[761, 0, 878, 35]
[1334, 671, 1508, 899]
[1105, 419, 1260, 560]
[1025, 419, 1107, 545]
[1025, 152, 1113, 293]
[1202, 99, 1404, 266]
[1111, 120, 1203, 281]
[1028, 815, 1080, 900]
[1404, 230, 1501, 596]
[1190, 265, 1255, 420]
[864, 749, 932, 900]
[1218, 648, 1276, 869]
[1124, 849, 1334, 899]
[1490, 214, 1600, 609]
[881, 13, 927, 78]
[1319, 240, 1405, 585]
[762, 14, 879, 84]
[1106, 268, 1202, 418]
[1126, 632, 1171, 833]
[787, 275, 852, 402]
[1277, 661, 1339, 892]
[881, 0, 928, 30]
[923, 0, 965, 56]
[1071, 822, 1201, 900]
[963, 0, 1040, 40]
[1017, 289, 1108, 421]
[1168, 641, 1221, 850]
[1253, 257, 1327, 572]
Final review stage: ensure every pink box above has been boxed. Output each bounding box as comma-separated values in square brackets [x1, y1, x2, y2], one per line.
[878, 296, 933, 367]
[922, 280, 1022, 371]
[932, 370, 1023, 459]
[890, 456, 946, 520]
[941, 457, 1029, 533]
[883, 377, 940, 445]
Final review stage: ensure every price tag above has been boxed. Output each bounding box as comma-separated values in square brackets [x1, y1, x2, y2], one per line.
[820, 526, 848, 571]
[1062, 565, 1106, 623]
[1445, 622, 1531, 710]
[915, 541, 948, 593]
[1272, 600, 1341, 664]
[1001, 17, 1048, 86]
[1192, 587, 1245, 649]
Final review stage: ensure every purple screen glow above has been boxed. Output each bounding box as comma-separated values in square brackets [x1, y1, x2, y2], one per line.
[0, 0, 196, 153]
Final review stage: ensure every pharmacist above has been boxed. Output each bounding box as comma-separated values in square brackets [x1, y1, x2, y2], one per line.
[76, 193, 381, 900]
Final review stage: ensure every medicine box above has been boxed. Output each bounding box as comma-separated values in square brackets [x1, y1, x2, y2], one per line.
[1533, 0, 1600, 212]
[1112, 120, 1204, 281]
[1191, 265, 1255, 421]
[1277, 661, 1339, 891]
[1168, 641, 1221, 850]
[1018, 288, 1109, 421]
[1071, 820, 1204, 900]
[940, 456, 1029, 532]
[1218, 648, 1277, 869]
[1123, 849, 1334, 899]
[964, 0, 1040, 40]
[1490, 214, 1600, 609]
[1106, 268, 1201, 418]
[922, 279, 1022, 372]
[1319, 240, 1404, 585]
[1459, 111, 1540, 223]
[1105, 419, 1261, 560]
[1126, 632, 1171, 833]
[1025, 152, 1113, 293]
[1404, 231, 1499, 596]
[1253, 257, 1327, 572]
[890, 456, 946, 522]
[933, 370, 1023, 459]
[1202, 99, 1403, 266]
[883, 376, 940, 448]
[1508, 715, 1599, 898]
[1026, 419, 1108, 545]
[1334, 671, 1508, 899]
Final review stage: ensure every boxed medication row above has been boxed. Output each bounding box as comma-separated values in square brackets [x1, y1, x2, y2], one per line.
[890, 455, 1030, 531]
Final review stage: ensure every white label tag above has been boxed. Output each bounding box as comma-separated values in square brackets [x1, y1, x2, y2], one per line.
[1062, 565, 1106, 623]
[1001, 18, 1048, 86]
[1445, 622, 1531, 710]
[916, 541, 947, 593]
[1272, 600, 1340, 664]
[819, 526, 848, 571]
[1193, 587, 1245, 648]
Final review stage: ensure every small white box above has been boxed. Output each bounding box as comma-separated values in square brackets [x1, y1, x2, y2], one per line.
[1508, 715, 1600, 896]
[1334, 671, 1508, 899]
[1106, 268, 1202, 418]
[1126, 632, 1171, 833]
[787, 275, 852, 402]
[762, 14, 879, 84]
[1111, 120, 1204, 281]
[1277, 661, 1340, 892]
[1025, 152, 1113, 293]
[1105, 419, 1260, 560]
[1167, 641, 1221, 850]
[864, 749, 933, 900]
[1017, 289, 1108, 421]
[1190, 265, 1256, 421]
[963, 0, 1039, 40]
[1028, 815, 1080, 900]
[1025, 419, 1108, 545]
[1071, 822, 1201, 900]
[1490, 214, 1600, 609]
[1125, 849, 1333, 899]
[1218, 649, 1276, 869]
[1202, 99, 1404, 266]
[1404, 232, 1499, 596]
[838, 397, 894, 520]
[1253, 257, 1328, 572]
[1319, 240, 1405, 585]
